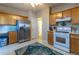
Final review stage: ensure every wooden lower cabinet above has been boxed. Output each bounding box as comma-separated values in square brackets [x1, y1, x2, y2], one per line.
[8, 31, 17, 44]
[70, 34, 79, 54]
[48, 31, 54, 45]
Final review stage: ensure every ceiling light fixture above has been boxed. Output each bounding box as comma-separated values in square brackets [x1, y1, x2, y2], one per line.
[30, 3, 43, 7]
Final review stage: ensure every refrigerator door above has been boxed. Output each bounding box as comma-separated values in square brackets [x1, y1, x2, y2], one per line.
[17, 20, 30, 43]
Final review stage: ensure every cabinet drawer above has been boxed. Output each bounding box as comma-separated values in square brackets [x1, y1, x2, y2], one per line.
[48, 34, 53, 37]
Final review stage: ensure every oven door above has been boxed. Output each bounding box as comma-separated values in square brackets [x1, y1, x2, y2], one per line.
[54, 32, 70, 49]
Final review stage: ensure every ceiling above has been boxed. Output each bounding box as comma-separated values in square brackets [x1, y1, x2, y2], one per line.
[0, 3, 60, 12]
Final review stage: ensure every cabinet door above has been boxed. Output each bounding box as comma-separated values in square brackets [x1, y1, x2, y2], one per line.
[74, 38, 79, 51]
[8, 15, 16, 25]
[48, 31, 53, 45]
[9, 32, 17, 44]
[0, 14, 9, 24]
[56, 12, 62, 19]
[71, 7, 79, 24]
[49, 14, 56, 25]
[62, 9, 71, 17]
[70, 37, 76, 53]
[70, 35, 79, 54]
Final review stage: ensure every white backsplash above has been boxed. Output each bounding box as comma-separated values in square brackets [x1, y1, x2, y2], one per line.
[72, 24, 79, 33]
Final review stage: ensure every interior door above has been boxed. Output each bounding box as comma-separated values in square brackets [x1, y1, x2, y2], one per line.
[38, 17, 42, 43]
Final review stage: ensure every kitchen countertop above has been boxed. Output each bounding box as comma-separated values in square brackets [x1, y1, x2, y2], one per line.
[48, 31, 53, 32]
[0, 33, 8, 38]
[70, 32, 79, 35]
[48, 30, 56, 32]
[48, 30, 79, 35]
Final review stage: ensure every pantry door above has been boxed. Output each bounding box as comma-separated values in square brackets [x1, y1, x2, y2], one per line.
[37, 17, 42, 43]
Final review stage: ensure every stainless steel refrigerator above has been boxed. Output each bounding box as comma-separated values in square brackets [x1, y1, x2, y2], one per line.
[16, 20, 31, 43]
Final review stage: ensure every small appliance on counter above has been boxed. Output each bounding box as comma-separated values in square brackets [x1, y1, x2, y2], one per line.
[49, 25, 56, 31]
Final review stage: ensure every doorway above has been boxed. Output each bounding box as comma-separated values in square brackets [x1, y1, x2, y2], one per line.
[37, 17, 42, 43]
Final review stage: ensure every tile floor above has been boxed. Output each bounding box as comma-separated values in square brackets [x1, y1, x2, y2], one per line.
[0, 39, 37, 55]
[0, 39, 72, 55]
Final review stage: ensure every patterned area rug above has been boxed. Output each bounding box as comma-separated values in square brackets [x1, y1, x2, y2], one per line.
[15, 42, 62, 55]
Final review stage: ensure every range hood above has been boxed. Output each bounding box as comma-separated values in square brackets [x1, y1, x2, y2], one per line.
[56, 17, 72, 22]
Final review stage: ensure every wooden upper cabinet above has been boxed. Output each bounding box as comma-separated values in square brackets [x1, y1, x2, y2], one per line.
[0, 13, 28, 25]
[0, 14, 16, 25]
[62, 9, 71, 17]
[56, 12, 62, 19]
[8, 16, 27, 25]
[8, 15, 18, 25]
[71, 7, 79, 24]
[49, 7, 79, 25]
[49, 14, 56, 25]
[0, 14, 9, 24]
[49, 12, 62, 25]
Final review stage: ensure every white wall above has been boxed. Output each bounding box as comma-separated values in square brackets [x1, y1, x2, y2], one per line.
[37, 7, 49, 43]
[28, 10, 38, 40]
[42, 7, 49, 43]
[52, 3, 79, 13]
